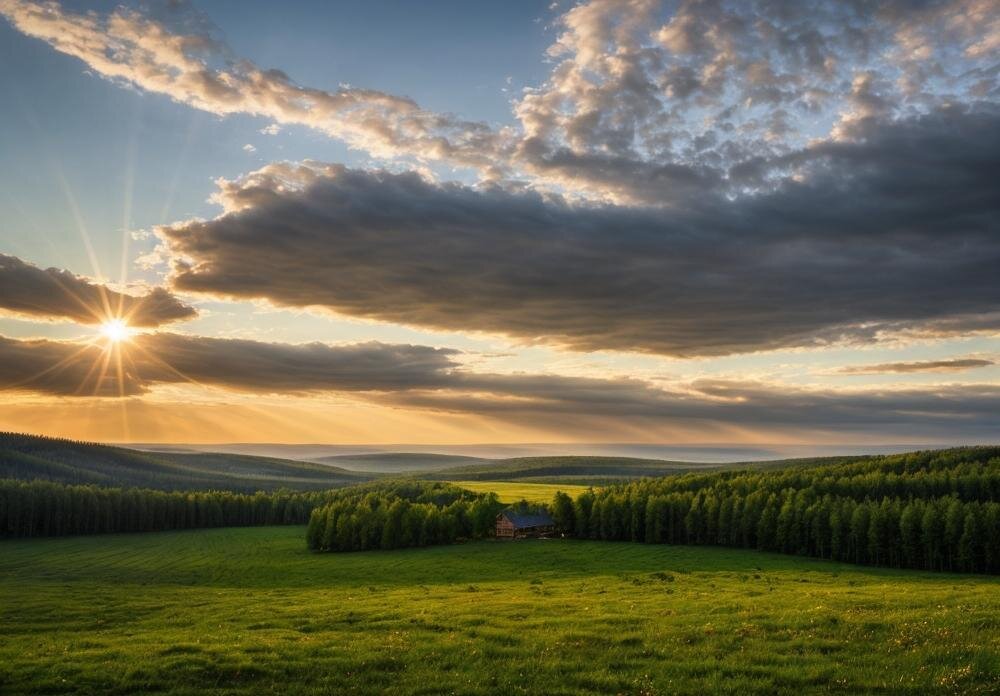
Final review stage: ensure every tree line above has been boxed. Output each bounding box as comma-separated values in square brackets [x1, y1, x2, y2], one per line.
[548, 448, 1000, 574]
[307, 481, 505, 552]
[0, 479, 334, 538]
[1, 478, 506, 544]
[6, 447, 999, 573]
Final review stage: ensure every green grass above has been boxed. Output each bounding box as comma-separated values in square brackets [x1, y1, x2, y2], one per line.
[451, 480, 592, 503]
[2, 528, 999, 695]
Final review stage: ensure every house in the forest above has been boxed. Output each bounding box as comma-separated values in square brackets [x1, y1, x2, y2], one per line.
[495, 510, 556, 539]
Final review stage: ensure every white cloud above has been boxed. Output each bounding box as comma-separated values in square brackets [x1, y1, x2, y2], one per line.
[4, 0, 997, 205]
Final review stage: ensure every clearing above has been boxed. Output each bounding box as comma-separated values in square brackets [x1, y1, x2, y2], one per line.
[1, 527, 998, 694]
[451, 480, 591, 504]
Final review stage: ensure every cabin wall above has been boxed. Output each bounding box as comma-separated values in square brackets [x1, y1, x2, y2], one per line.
[496, 518, 516, 538]
[496, 515, 556, 539]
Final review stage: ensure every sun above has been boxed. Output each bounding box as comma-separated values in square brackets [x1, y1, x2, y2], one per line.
[99, 319, 131, 344]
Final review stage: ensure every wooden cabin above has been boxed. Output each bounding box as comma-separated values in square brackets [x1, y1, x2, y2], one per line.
[495, 511, 556, 539]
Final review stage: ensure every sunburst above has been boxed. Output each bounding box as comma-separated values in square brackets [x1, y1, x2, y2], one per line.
[99, 318, 132, 344]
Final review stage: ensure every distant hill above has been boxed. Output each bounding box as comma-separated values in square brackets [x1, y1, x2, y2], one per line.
[311, 452, 491, 473]
[129, 441, 939, 462]
[0, 433, 370, 492]
[425, 454, 863, 484]
[0, 432, 876, 491]
[421, 455, 717, 483]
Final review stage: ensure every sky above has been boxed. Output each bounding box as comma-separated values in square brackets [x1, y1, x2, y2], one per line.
[0, 0, 997, 446]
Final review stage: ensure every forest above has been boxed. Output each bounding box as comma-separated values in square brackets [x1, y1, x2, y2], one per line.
[0, 479, 333, 537]
[4, 448, 1000, 575]
[551, 447, 1000, 574]
[306, 481, 506, 551]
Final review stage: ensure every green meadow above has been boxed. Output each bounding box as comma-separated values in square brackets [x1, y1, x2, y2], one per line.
[2, 526, 999, 695]
[449, 480, 591, 504]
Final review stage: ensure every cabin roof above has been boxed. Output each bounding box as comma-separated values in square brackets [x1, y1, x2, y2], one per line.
[499, 511, 555, 529]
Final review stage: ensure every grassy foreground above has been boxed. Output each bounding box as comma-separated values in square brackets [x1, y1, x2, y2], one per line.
[450, 480, 591, 504]
[1, 528, 999, 695]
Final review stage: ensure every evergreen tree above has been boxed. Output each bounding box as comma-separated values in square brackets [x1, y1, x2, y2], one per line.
[958, 510, 980, 573]
[899, 502, 922, 569]
[850, 504, 871, 564]
[551, 491, 575, 535]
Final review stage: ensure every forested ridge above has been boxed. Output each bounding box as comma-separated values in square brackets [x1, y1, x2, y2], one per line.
[307, 481, 507, 552]
[549, 447, 1000, 574]
[0, 432, 367, 491]
[0, 479, 341, 538]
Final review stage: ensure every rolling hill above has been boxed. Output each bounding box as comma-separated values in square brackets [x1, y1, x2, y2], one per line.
[424, 454, 862, 484]
[0, 432, 370, 492]
[317, 452, 746, 481]
[310, 452, 491, 473]
[0, 432, 878, 492]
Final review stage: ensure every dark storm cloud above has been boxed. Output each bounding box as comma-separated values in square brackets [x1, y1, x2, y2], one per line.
[159, 106, 1000, 357]
[0, 336, 144, 397]
[838, 358, 995, 374]
[1, 333, 996, 439]
[0, 333, 457, 397]
[382, 379, 1000, 440]
[130, 333, 458, 393]
[0, 254, 197, 327]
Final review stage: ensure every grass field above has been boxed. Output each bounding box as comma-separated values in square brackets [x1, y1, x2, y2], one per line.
[451, 480, 591, 504]
[2, 528, 999, 695]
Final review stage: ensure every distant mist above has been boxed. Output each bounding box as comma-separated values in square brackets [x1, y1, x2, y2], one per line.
[128, 442, 956, 464]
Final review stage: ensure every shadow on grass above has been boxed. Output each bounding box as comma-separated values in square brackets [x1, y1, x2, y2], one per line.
[4, 528, 998, 590]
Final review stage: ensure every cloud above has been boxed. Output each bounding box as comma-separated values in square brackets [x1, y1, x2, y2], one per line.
[1, 332, 996, 439]
[156, 105, 1000, 356]
[0, 0, 507, 178]
[4, 0, 998, 204]
[4, 2, 999, 359]
[242, 143, 256, 153]
[382, 378, 1000, 440]
[134, 333, 458, 393]
[0, 333, 457, 397]
[513, 0, 1000, 202]
[0, 254, 196, 327]
[0, 336, 137, 397]
[838, 358, 995, 374]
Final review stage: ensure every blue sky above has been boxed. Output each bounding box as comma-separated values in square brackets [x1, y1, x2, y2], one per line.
[0, 1, 551, 274]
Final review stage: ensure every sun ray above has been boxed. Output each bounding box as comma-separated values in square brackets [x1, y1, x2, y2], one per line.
[159, 112, 202, 224]
[40, 271, 110, 326]
[113, 344, 126, 398]
[113, 346, 131, 440]
[3, 340, 99, 393]
[72, 348, 107, 397]
[117, 98, 142, 320]
[84, 343, 115, 397]
[48, 164, 117, 322]
[127, 339, 207, 390]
